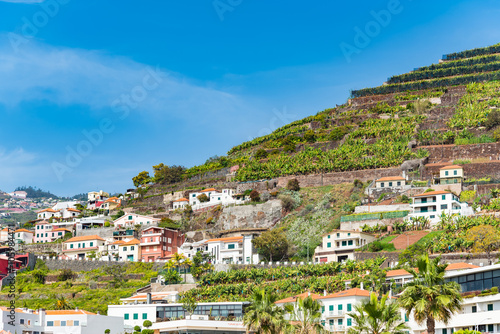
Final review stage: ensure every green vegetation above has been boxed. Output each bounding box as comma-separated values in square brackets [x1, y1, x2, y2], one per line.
[443, 43, 500, 61]
[183, 258, 386, 303]
[15, 186, 60, 198]
[341, 210, 409, 222]
[0, 261, 158, 315]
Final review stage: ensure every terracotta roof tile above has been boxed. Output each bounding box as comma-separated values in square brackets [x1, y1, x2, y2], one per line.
[386, 269, 411, 277]
[14, 229, 33, 234]
[376, 176, 405, 182]
[275, 292, 322, 304]
[173, 198, 189, 202]
[121, 238, 140, 246]
[206, 236, 243, 243]
[446, 262, 479, 270]
[440, 165, 463, 170]
[317, 288, 370, 299]
[413, 190, 451, 197]
[64, 235, 104, 243]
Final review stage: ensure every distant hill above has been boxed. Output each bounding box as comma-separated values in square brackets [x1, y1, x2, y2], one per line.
[14, 186, 60, 199]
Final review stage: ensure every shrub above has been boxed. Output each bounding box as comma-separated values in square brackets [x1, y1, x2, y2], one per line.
[104, 221, 111, 227]
[353, 179, 363, 188]
[254, 149, 268, 160]
[304, 130, 316, 143]
[493, 127, 500, 142]
[280, 195, 295, 212]
[484, 110, 500, 129]
[287, 179, 300, 191]
[424, 188, 435, 193]
[57, 269, 75, 282]
[328, 126, 349, 141]
[197, 194, 209, 203]
[260, 192, 271, 202]
[283, 144, 296, 153]
[250, 190, 260, 202]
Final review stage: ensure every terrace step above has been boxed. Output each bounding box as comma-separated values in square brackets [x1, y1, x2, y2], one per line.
[390, 231, 429, 250]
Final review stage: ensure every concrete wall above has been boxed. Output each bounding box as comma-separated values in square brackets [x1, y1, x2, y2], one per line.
[354, 204, 411, 214]
[39, 257, 166, 271]
[21, 242, 63, 255]
[340, 218, 403, 232]
[236, 167, 402, 193]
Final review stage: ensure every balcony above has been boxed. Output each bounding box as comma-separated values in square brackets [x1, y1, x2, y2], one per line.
[328, 325, 345, 332]
[413, 200, 436, 206]
[140, 241, 160, 246]
[326, 310, 344, 317]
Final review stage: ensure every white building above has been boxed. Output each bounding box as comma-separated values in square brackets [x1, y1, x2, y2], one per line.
[185, 188, 248, 211]
[113, 213, 160, 228]
[438, 165, 464, 185]
[172, 198, 189, 210]
[62, 235, 106, 259]
[0, 307, 124, 334]
[108, 295, 248, 332]
[14, 229, 34, 244]
[192, 234, 261, 264]
[375, 176, 406, 189]
[178, 239, 208, 259]
[314, 230, 376, 263]
[118, 238, 141, 261]
[8, 191, 27, 199]
[408, 190, 474, 225]
[37, 208, 60, 220]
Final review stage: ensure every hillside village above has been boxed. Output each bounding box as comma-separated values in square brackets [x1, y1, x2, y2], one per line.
[3, 43, 500, 333]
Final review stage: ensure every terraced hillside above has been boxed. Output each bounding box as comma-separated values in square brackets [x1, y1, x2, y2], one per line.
[132, 43, 500, 201]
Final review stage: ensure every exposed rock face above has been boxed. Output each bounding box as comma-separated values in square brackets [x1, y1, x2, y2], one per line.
[216, 200, 283, 232]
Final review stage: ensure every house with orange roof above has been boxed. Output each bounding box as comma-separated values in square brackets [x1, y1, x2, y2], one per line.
[36, 208, 60, 220]
[100, 197, 122, 211]
[62, 235, 106, 259]
[0, 306, 124, 334]
[172, 197, 189, 210]
[438, 165, 464, 185]
[375, 176, 406, 189]
[119, 238, 141, 261]
[409, 190, 474, 224]
[184, 188, 246, 211]
[0, 227, 9, 242]
[13, 228, 33, 244]
[34, 221, 66, 243]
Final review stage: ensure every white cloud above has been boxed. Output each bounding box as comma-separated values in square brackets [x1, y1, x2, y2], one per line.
[0, 40, 259, 123]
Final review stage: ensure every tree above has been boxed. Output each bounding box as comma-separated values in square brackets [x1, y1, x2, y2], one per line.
[399, 255, 462, 334]
[132, 171, 150, 187]
[287, 179, 300, 191]
[53, 296, 73, 310]
[250, 190, 260, 202]
[254, 149, 268, 160]
[104, 330, 110, 334]
[348, 292, 408, 334]
[252, 228, 289, 262]
[141, 320, 154, 334]
[103, 265, 127, 287]
[152, 163, 185, 184]
[181, 295, 198, 318]
[133, 325, 141, 334]
[285, 295, 324, 334]
[243, 289, 288, 334]
[466, 225, 500, 264]
[304, 130, 316, 143]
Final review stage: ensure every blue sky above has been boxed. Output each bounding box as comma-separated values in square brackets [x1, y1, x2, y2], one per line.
[0, 0, 499, 196]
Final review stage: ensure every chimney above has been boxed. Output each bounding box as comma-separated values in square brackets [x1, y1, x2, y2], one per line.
[323, 290, 327, 296]
[360, 282, 364, 290]
[39, 309, 46, 325]
[147, 292, 152, 304]
[75, 307, 79, 311]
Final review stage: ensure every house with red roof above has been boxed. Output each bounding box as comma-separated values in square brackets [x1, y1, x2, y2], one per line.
[13, 229, 33, 244]
[62, 235, 106, 259]
[119, 238, 141, 261]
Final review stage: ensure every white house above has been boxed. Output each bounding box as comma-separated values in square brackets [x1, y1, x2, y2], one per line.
[37, 208, 60, 220]
[8, 190, 27, 199]
[62, 235, 106, 259]
[118, 238, 141, 261]
[113, 213, 161, 228]
[178, 239, 208, 259]
[202, 234, 260, 264]
[60, 207, 81, 220]
[375, 176, 406, 189]
[0, 307, 124, 334]
[408, 190, 474, 225]
[14, 229, 34, 244]
[185, 188, 248, 210]
[438, 165, 464, 185]
[314, 230, 376, 263]
[172, 198, 189, 210]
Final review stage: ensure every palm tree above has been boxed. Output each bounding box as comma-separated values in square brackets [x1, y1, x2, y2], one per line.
[348, 292, 408, 334]
[284, 296, 324, 334]
[53, 295, 73, 310]
[399, 254, 462, 334]
[243, 289, 288, 334]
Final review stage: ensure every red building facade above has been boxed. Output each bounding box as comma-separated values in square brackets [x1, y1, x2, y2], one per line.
[140, 227, 184, 262]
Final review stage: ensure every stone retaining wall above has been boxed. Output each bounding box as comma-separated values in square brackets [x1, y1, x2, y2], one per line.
[417, 143, 500, 163]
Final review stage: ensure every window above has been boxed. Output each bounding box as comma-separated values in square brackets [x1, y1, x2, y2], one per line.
[443, 329, 447, 334]
[338, 319, 343, 325]
[90, 242, 93, 247]
[348, 240, 353, 246]
[328, 305, 334, 311]
[405, 314, 409, 322]
[442, 195, 446, 200]
[441, 204, 448, 210]
[397, 181, 401, 186]
[347, 233, 350, 236]
[347, 304, 352, 312]
[328, 235, 331, 239]
[454, 170, 457, 175]
[78, 243, 81, 248]
[142, 313, 147, 319]
[321, 306, 325, 313]
[338, 304, 343, 310]
[327, 242, 331, 248]
[45, 233, 47, 237]
[228, 244, 235, 249]
[488, 303, 493, 311]
[61, 321, 66, 326]
[192, 194, 196, 197]
[82, 243, 85, 248]
[347, 318, 352, 326]
[20, 319, 24, 324]
[123, 247, 127, 251]
[133, 313, 138, 320]
[131, 246, 134, 251]
[342, 241, 347, 246]
[47, 321, 54, 326]
[70, 244, 73, 249]
[472, 306, 477, 313]
[128, 215, 133, 220]
[381, 182, 385, 187]
[488, 325, 494, 332]
[337, 233, 340, 237]
[389, 182, 393, 187]
[58, 232, 62, 236]
[445, 171, 449, 176]
[124, 314, 129, 320]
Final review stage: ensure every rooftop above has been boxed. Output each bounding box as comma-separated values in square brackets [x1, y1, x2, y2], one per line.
[64, 235, 105, 243]
[317, 288, 370, 299]
[275, 292, 322, 304]
[376, 176, 405, 182]
[413, 190, 451, 198]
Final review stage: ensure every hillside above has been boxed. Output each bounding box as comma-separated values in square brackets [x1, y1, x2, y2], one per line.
[133, 42, 500, 189]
